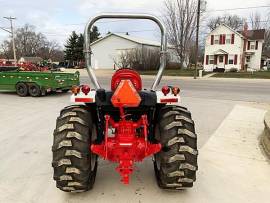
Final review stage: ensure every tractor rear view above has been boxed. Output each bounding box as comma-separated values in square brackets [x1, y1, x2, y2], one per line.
[52, 13, 198, 192]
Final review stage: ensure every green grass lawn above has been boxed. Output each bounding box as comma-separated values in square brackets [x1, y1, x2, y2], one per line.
[138, 69, 206, 77]
[212, 71, 270, 79]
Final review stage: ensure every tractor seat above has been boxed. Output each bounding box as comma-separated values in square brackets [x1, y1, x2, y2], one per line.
[111, 68, 142, 91]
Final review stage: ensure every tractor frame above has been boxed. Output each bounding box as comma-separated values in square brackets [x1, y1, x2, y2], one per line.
[52, 13, 198, 192]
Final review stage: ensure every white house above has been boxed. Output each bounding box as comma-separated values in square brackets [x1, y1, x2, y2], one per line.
[204, 24, 265, 71]
[90, 33, 180, 69]
[262, 52, 270, 70]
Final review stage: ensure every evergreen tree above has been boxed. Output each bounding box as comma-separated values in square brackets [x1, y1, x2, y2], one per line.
[76, 34, 84, 61]
[64, 26, 100, 66]
[64, 31, 78, 65]
[90, 26, 100, 43]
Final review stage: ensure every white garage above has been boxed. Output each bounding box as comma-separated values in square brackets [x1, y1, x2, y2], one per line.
[90, 33, 179, 69]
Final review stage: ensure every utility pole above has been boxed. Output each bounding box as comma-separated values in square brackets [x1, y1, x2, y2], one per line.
[1, 16, 17, 66]
[194, 0, 201, 79]
[194, 0, 207, 79]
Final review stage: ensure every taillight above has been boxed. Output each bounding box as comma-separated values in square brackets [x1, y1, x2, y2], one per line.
[71, 85, 80, 95]
[81, 85, 91, 95]
[172, 87, 180, 96]
[160, 98, 178, 103]
[161, 86, 170, 96]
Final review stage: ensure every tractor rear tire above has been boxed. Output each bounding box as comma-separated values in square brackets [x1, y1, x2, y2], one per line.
[16, 82, 28, 97]
[52, 105, 98, 192]
[153, 105, 198, 190]
[29, 83, 41, 97]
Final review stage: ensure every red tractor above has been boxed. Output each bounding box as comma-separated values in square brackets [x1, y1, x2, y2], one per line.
[52, 13, 198, 192]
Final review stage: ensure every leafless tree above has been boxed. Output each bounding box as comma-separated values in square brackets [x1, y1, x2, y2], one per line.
[207, 14, 245, 31]
[37, 40, 63, 61]
[13, 24, 46, 57]
[249, 12, 262, 30]
[1, 24, 64, 61]
[0, 41, 13, 60]
[163, 0, 197, 68]
[113, 50, 132, 68]
[249, 11, 270, 53]
[113, 47, 160, 70]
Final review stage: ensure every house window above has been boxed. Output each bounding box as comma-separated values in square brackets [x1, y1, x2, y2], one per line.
[219, 55, 223, 62]
[209, 55, 214, 64]
[246, 56, 250, 62]
[214, 35, 219, 44]
[228, 55, 234, 64]
[250, 41, 255, 50]
[226, 34, 231, 44]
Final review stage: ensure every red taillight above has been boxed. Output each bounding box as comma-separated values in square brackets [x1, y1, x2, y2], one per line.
[75, 98, 93, 102]
[160, 98, 178, 103]
[81, 85, 91, 95]
[161, 86, 170, 96]
[172, 87, 180, 96]
[71, 85, 80, 95]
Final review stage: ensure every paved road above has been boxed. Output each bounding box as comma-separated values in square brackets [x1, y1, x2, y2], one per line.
[81, 75, 270, 147]
[81, 75, 270, 103]
[0, 75, 269, 203]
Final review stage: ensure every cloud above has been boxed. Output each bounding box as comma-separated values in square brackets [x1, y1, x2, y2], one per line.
[0, 0, 269, 47]
[76, 0, 163, 17]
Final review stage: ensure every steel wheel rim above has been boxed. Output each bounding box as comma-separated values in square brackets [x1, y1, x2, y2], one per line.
[30, 86, 38, 95]
[18, 86, 25, 94]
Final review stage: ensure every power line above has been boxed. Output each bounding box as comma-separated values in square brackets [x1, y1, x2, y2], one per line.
[36, 19, 270, 34]
[60, 5, 270, 27]
[2, 5, 269, 41]
[44, 29, 157, 37]
[63, 19, 137, 26]
[1, 16, 17, 65]
[205, 5, 270, 12]
[11, 18, 269, 37]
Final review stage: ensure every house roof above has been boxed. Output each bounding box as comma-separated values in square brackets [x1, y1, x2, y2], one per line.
[212, 49, 228, 55]
[208, 24, 265, 41]
[221, 24, 245, 38]
[91, 33, 168, 47]
[237, 29, 265, 40]
[20, 57, 43, 63]
[205, 24, 244, 40]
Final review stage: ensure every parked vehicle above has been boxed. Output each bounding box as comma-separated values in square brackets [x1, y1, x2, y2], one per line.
[0, 69, 80, 97]
[52, 13, 198, 192]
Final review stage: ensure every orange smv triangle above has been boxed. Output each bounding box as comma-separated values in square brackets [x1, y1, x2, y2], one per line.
[111, 80, 141, 107]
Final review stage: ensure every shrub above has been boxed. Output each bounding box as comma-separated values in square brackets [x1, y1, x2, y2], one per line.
[113, 48, 160, 71]
[229, 68, 238, 72]
[213, 67, 225, 72]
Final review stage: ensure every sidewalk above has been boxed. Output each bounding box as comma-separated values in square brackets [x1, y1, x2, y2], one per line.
[193, 105, 268, 203]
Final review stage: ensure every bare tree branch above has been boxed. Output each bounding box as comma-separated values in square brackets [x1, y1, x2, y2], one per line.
[113, 48, 160, 70]
[207, 14, 245, 31]
[163, 0, 197, 68]
[249, 11, 270, 53]
[0, 24, 64, 61]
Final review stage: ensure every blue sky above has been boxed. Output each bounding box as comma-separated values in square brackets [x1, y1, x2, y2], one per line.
[0, 0, 269, 48]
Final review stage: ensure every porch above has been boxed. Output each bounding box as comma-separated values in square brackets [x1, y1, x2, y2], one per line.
[205, 49, 228, 69]
[205, 49, 239, 71]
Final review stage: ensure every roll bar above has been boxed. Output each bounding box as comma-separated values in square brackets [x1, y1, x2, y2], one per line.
[84, 13, 167, 90]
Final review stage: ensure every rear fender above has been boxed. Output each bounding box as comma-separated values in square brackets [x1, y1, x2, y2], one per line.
[71, 90, 96, 103]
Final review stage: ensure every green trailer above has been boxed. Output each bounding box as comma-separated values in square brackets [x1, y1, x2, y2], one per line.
[0, 70, 80, 97]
